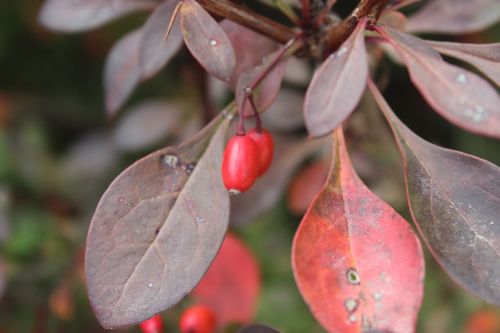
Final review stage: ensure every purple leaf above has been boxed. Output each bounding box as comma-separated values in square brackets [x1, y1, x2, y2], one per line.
[220, 20, 278, 88]
[38, 0, 157, 32]
[427, 41, 500, 86]
[85, 109, 233, 328]
[179, 0, 236, 82]
[112, 100, 184, 152]
[139, 0, 184, 79]
[304, 20, 368, 137]
[369, 80, 500, 306]
[235, 52, 287, 117]
[406, 0, 500, 34]
[104, 29, 142, 118]
[378, 26, 500, 138]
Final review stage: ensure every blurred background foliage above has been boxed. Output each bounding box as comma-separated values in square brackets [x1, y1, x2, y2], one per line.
[0, 1, 499, 333]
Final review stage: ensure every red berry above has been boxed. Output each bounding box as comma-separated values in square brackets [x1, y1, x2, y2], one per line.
[248, 128, 274, 176]
[222, 134, 259, 195]
[139, 314, 164, 333]
[179, 305, 217, 333]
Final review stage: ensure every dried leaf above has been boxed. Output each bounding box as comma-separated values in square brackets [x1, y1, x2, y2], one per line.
[112, 100, 183, 152]
[304, 20, 368, 137]
[39, 0, 156, 32]
[406, 0, 500, 34]
[235, 52, 287, 117]
[85, 108, 234, 328]
[426, 41, 500, 86]
[292, 128, 424, 333]
[379, 26, 500, 138]
[180, 0, 236, 81]
[238, 324, 283, 333]
[193, 233, 260, 326]
[104, 29, 142, 118]
[139, 0, 184, 79]
[369, 80, 500, 305]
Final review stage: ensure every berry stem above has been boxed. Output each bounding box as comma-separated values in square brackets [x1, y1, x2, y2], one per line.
[237, 97, 248, 136]
[249, 95, 262, 133]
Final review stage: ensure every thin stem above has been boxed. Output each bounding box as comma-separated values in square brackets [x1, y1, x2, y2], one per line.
[164, 2, 182, 42]
[249, 95, 262, 132]
[237, 97, 248, 135]
[301, 0, 311, 24]
[273, 0, 301, 24]
[196, 0, 297, 44]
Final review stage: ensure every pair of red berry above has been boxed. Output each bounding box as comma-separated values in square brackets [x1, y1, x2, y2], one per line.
[222, 128, 274, 194]
[139, 305, 216, 333]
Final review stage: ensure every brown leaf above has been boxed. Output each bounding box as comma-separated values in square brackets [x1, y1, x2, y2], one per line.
[378, 26, 500, 138]
[369, 79, 500, 305]
[139, 0, 184, 79]
[406, 0, 500, 34]
[38, 0, 157, 32]
[85, 107, 234, 328]
[304, 20, 368, 137]
[180, 0, 235, 81]
[292, 128, 424, 333]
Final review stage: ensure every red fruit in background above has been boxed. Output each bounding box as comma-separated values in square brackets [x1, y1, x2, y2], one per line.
[179, 305, 217, 333]
[139, 314, 164, 333]
[287, 161, 329, 215]
[247, 128, 274, 176]
[463, 310, 500, 333]
[222, 134, 259, 194]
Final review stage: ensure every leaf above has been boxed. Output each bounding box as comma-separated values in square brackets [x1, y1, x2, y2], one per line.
[85, 106, 234, 328]
[38, 0, 156, 32]
[292, 128, 424, 333]
[378, 26, 500, 138]
[426, 41, 500, 87]
[368, 80, 500, 305]
[238, 324, 283, 333]
[104, 29, 142, 118]
[220, 20, 278, 88]
[112, 100, 183, 152]
[406, 0, 500, 34]
[304, 20, 368, 138]
[179, 0, 236, 82]
[235, 52, 287, 117]
[192, 233, 260, 326]
[139, 0, 184, 79]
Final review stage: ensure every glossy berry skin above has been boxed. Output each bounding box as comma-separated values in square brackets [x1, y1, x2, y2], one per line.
[139, 314, 164, 333]
[179, 305, 217, 333]
[248, 128, 274, 176]
[222, 134, 259, 194]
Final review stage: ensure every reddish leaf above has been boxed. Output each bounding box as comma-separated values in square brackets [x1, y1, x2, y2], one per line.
[238, 324, 283, 333]
[104, 29, 142, 117]
[179, 0, 236, 82]
[235, 52, 287, 117]
[426, 41, 500, 86]
[38, 0, 156, 32]
[192, 233, 260, 326]
[368, 80, 500, 305]
[85, 107, 234, 328]
[378, 26, 500, 138]
[220, 20, 278, 88]
[292, 128, 424, 333]
[139, 0, 184, 79]
[406, 0, 500, 34]
[304, 20, 368, 137]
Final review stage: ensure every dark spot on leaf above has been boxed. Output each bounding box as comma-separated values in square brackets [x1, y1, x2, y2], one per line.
[184, 162, 196, 175]
[154, 227, 160, 235]
[347, 268, 360, 284]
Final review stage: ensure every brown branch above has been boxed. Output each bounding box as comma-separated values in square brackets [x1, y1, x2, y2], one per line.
[322, 0, 390, 56]
[196, 0, 297, 44]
